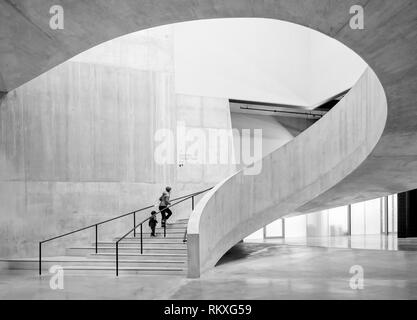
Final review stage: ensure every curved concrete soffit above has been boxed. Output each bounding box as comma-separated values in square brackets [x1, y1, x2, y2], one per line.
[187, 67, 387, 278]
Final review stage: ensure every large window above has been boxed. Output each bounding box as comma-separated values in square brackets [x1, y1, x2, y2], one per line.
[351, 198, 381, 235]
[328, 206, 348, 236]
[285, 215, 307, 238]
[244, 195, 398, 241]
[307, 211, 329, 237]
[265, 219, 284, 238]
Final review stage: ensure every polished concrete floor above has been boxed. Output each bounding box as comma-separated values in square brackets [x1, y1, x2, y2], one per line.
[1, 240, 417, 299]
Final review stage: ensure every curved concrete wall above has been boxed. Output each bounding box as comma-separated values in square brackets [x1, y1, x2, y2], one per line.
[187, 68, 387, 277]
[1, 0, 416, 272]
[1, 1, 415, 202]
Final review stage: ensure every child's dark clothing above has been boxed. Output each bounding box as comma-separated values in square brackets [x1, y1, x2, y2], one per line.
[149, 215, 158, 236]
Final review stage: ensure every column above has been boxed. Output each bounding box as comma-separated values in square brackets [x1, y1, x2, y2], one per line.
[398, 189, 417, 238]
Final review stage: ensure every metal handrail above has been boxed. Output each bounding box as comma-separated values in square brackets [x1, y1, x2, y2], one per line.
[183, 195, 195, 243]
[115, 187, 212, 276]
[38, 188, 211, 275]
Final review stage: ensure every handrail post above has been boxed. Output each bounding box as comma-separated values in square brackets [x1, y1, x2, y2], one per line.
[140, 224, 143, 254]
[39, 242, 42, 275]
[192, 196, 194, 211]
[116, 242, 119, 276]
[133, 212, 136, 237]
[95, 224, 98, 254]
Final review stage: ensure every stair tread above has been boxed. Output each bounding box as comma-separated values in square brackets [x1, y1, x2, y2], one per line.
[1, 256, 77, 262]
[4, 257, 185, 264]
[91, 253, 187, 257]
[70, 246, 186, 250]
[95, 241, 185, 244]
[121, 231, 185, 234]
[62, 266, 185, 271]
[112, 239, 184, 241]
[115, 236, 184, 239]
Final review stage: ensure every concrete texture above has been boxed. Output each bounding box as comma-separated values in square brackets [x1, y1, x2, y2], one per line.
[2, 241, 417, 299]
[0, 27, 235, 258]
[1, 0, 417, 276]
[188, 68, 387, 277]
[0, 0, 415, 203]
[231, 113, 295, 156]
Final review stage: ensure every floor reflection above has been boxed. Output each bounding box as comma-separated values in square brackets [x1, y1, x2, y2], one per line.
[246, 234, 417, 251]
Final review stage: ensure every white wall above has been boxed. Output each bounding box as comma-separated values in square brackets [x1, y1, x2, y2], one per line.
[70, 27, 175, 72]
[174, 18, 367, 108]
[230, 113, 294, 163]
[307, 34, 367, 106]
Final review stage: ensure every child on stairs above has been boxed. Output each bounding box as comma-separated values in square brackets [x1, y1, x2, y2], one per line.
[148, 211, 158, 237]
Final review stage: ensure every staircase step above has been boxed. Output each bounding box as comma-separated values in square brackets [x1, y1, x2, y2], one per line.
[174, 221, 189, 225]
[144, 222, 186, 227]
[66, 246, 187, 256]
[115, 233, 185, 239]
[2, 257, 187, 270]
[112, 238, 185, 243]
[90, 252, 187, 261]
[124, 230, 185, 234]
[61, 265, 186, 275]
[154, 227, 186, 231]
[163, 221, 188, 226]
[93, 242, 186, 249]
